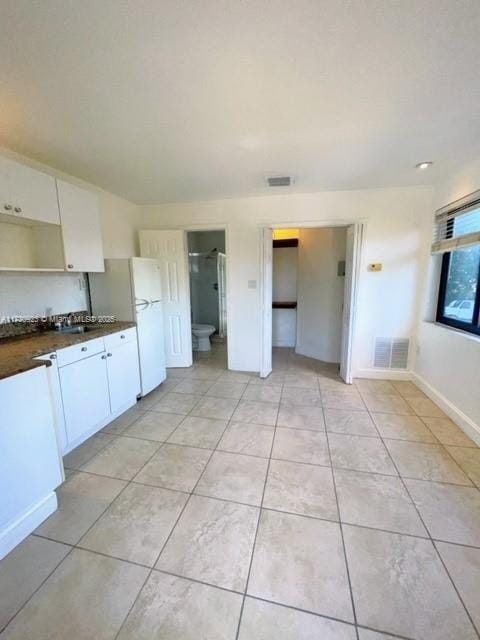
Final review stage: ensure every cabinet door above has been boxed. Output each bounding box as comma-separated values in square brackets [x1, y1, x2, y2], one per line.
[57, 179, 104, 272]
[7, 158, 60, 224]
[106, 341, 141, 414]
[59, 353, 111, 447]
[0, 367, 63, 552]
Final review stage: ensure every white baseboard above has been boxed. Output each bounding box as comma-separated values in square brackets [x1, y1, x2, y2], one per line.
[412, 373, 480, 446]
[353, 367, 412, 381]
[0, 492, 58, 560]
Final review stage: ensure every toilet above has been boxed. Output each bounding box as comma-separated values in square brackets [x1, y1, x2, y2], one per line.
[191, 324, 216, 351]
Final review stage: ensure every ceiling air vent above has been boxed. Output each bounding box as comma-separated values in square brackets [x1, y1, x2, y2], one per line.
[373, 338, 409, 369]
[266, 176, 293, 187]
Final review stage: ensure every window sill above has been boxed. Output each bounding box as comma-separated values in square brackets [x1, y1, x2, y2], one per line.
[425, 320, 480, 344]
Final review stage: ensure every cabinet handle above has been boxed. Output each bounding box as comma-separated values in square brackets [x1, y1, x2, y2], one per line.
[4, 204, 12, 211]
[50, 354, 57, 360]
[107, 352, 112, 357]
[67, 264, 74, 269]
[81, 346, 87, 352]
[101, 354, 107, 359]
[14, 206, 22, 213]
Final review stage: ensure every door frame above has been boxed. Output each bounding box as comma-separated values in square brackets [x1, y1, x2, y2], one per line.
[181, 223, 232, 369]
[259, 220, 365, 381]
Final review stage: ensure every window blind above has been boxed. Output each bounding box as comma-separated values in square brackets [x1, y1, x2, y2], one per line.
[432, 189, 480, 254]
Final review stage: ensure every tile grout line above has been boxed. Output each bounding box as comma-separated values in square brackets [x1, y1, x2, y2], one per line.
[113, 369, 242, 640]
[3, 397, 175, 634]
[322, 398, 360, 640]
[233, 367, 283, 640]
[0, 540, 75, 635]
[0, 439, 157, 636]
[0, 358, 225, 637]
[361, 401, 480, 640]
[67, 422, 480, 489]
[5, 352, 478, 638]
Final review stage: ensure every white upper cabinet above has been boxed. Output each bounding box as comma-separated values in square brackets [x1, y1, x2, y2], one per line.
[56, 178, 104, 272]
[1, 157, 60, 224]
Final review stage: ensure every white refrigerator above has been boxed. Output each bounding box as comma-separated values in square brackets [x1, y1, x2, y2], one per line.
[89, 258, 166, 395]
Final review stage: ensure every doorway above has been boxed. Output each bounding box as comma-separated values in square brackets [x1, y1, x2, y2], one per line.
[187, 230, 227, 362]
[260, 223, 362, 383]
[139, 227, 229, 369]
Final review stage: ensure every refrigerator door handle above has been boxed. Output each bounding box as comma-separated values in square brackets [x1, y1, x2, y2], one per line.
[134, 298, 150, 310]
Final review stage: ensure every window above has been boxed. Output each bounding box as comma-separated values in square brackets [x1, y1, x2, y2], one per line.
[435, 191, 480, 335]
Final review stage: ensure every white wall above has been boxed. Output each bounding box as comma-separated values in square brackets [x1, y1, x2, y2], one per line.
[0, 149, 141, 318]
[414, 156, 480, 439]
[99, 190, 141, 259]
[296, 227, 346, 363]
[273, 247, 297, 301]
[0, 272, 88, 317]
[141, 185, 433, 373]
[272, 246, 297, 347]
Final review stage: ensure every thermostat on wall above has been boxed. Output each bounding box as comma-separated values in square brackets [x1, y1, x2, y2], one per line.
[368, 263, 383, 272]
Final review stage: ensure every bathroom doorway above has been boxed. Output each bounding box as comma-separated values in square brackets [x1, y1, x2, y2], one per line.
[187, 230, 227, 360]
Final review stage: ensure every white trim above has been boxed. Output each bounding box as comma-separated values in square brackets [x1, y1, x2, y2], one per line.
[260, 220, 365, 382]
[412, 372, 480, 446]
[265, 219, 358, 229]
[259, 227, 273, 377]
[0, 492, 58, 560]
[353, 367, 413, 381]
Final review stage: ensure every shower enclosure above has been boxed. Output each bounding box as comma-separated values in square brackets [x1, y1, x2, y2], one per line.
[188, 249, 227, 337]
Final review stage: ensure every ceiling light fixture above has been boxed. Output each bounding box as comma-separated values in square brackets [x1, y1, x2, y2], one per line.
[415, 161, 434, 170]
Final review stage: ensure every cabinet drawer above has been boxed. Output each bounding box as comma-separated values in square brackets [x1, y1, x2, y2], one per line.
[104, 327, 137, 350]
[56, 336, 105, 367]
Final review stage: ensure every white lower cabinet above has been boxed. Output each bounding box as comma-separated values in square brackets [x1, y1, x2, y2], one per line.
[55, 329, 141, 453]
[59, 352, 111, 448]
[0, 367, 63, 559]
[106, 341, 141, 414]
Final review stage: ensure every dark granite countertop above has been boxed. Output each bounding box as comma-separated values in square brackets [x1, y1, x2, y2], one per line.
[0, 321, 136, 380]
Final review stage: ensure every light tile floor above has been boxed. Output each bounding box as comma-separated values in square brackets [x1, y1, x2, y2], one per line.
[1, 344, 480, 639]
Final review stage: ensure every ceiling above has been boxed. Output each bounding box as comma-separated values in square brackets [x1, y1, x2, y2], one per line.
[1, 0, 479, 204]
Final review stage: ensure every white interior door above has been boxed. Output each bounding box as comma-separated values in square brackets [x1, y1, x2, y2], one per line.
[260, 227, 273, 378]
[340, 223, 362, 383]
[139, 230, 192, 368]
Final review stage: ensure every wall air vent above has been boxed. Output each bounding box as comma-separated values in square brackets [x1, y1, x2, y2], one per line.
[266, 176, 293, 187]
[373, 338, 409, 369]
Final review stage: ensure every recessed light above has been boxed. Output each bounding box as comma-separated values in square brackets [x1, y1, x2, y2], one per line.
[416, 161, 434, 170]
